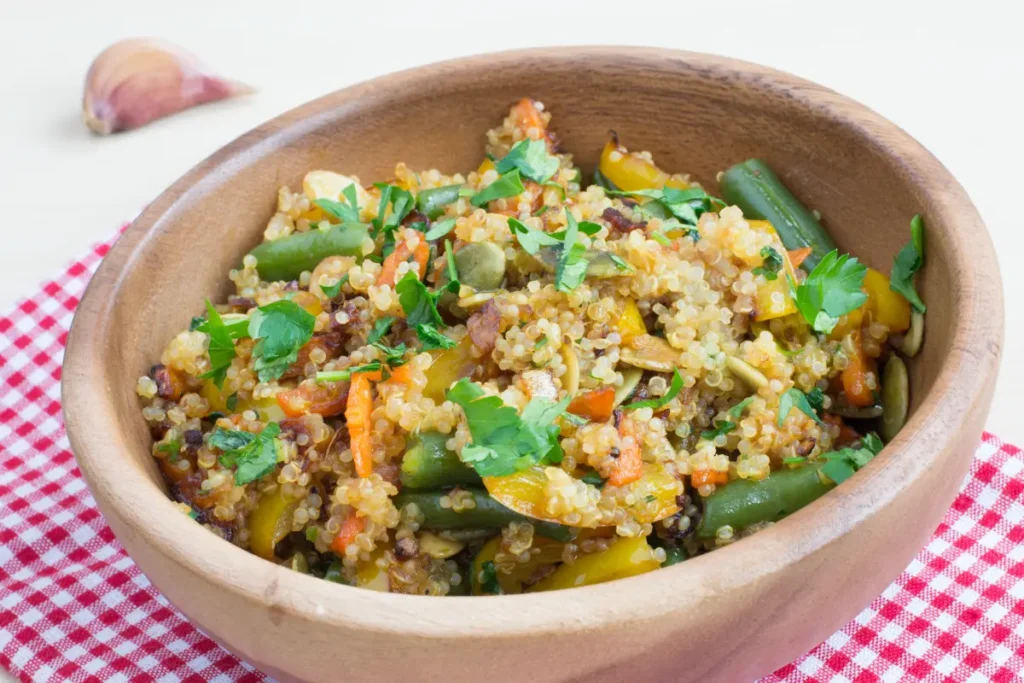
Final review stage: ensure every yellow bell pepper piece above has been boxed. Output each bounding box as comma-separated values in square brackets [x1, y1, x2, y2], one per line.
[528, 535, 661, 592]
[470, 536, 565, 595]
[747, 220, 799, 322]
[614, 299, 647, 343]
[355, 545, 391, 592]
[423, 338, 478, 404]
[201, 380, 228, 413]
[248, 488, 299, 560]
[598, 140, 689, 192]
[483, 463, 680, 527]
[864, 268, 910, 332]
[477, 158, 496, 176]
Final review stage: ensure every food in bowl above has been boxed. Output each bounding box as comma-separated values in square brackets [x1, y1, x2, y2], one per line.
[135, 98, 927, 595]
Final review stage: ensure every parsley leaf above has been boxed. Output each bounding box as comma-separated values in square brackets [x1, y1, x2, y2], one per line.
[247, 300, 316, 383]
[616, 187, 722, 226]
[471, 170, 526, 207]
[820, 432, 883, 484]
[608, 253, 634, 272]
[701, 420, 736, 441]
[495, 139, 560, 183]
[372, 183, 415, 238]
[728, 396, 755, 420]
[320, 274, 348, 299]
[753, 246, 784, 280]
[226, 393, 238, 412]
[423, 217, 456, 241]
[371, 341, 408, 367]
[395, 271, 444, 328]
[555, 213, 588, 293]
[314, 185, 361, 224]
[805, 387, 825, 414]
[447, 378, 569, 477]
[211, 422, 281, 485]
[581, 471, 606, 489]
[791, 250, 868, 334]
[367, 316, 395, 345]
[477, 560, 502, 594]
[623, 369, 684, 410]
[777, 388, 824, 427]
[197, 299, 239, 389]
[508, 217, 561, 255]
[416, 323, 458, 350]
[890, 214, 926, 313]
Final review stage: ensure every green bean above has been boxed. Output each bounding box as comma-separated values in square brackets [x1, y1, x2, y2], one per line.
[400, 432, 483, 490]
[417, 184, 462, 219]
[719, 159, 838, 271]
[248, 224, 369, 282]
[697, 465, 833, 538]
[392, 489, 574, 542]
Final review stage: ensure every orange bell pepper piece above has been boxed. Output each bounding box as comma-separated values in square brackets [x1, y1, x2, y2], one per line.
[787, 247, 813, 269]
[331, 509, 366, 555]
[567, 386, 616, 422]
[842, 329, 876, 407]
[691, 468, 729, 488]
[376, 239, 429, 288]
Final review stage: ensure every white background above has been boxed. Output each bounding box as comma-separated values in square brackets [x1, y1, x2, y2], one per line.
[0, 2, 1020, 431]
[0, 0, 1021, 679]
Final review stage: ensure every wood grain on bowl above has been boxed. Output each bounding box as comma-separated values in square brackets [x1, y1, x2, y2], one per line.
[62, 47, 1002, 683]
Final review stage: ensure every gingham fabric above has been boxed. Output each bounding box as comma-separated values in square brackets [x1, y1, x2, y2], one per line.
[1, 240, 1022, 683]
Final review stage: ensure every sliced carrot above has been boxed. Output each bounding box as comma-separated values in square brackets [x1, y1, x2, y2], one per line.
[511, 98, 547, 140]
[376, 239, 430, 288]
[691, 468, 729, 488]
[331, 509, 366, 555]
[357, 363, 412, 385]
[787, 247, 813, 269]
[842, 329, 876, 407]
[608, 416, 643, 487]
[567, 386, 616, 422]
[346, 372, 375, 478]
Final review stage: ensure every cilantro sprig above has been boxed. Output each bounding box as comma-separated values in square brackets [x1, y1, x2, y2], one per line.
[248, 300, 316, 383]
[890, 214, 926, 313]
[790, 249, 868, 334]
[623, 369, 683, 410]
[495, 139, 560, 183]
[821, 433, 883, 484]
[210, 423, 281, 485]
[447, 378, 569, 477]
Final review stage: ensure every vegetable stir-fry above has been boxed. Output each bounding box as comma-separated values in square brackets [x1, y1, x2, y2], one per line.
[137, 99, 926, 595]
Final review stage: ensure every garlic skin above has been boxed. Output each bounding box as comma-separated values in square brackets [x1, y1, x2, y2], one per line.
[82, 38, 252, 135]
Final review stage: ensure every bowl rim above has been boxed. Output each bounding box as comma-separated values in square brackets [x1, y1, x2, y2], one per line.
[62, 45, 1003, 640]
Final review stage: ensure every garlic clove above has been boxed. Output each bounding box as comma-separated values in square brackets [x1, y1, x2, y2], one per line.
[82, 38, 252, 135]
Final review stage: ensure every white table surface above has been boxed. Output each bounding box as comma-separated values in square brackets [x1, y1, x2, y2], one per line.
[0, 1, 1021, 677]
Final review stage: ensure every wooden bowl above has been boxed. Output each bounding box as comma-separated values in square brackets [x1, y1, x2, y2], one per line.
[62, 47, 1003, 683]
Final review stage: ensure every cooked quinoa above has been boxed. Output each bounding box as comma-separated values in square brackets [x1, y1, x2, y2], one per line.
[137, 99, 925, 595]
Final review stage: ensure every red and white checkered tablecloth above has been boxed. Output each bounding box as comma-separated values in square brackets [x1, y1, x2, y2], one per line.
[1, 237, 1022, 683]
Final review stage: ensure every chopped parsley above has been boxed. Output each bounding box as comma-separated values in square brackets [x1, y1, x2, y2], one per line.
[820, 433, 883, 484]
[534, 337, 548, 349]
[477, 560, 502, 595]
[247, 299, 316, 383]
[314, 184, 361, 225]
[650, 231, 672, 247]
[728, 396, 755, 420]
[508, 217, 561, 254]
[394, 270, 457, 350]
[372, 183, 415, 238]
[753, 246, 784, 280]
[616, 187, 722, 226]
[370, 341, 408, 367]
[777, 387, 824, 427]
[197, 299, 239, 388]
[701, 420, 736, 441]
[319, 274, 348, 299]
[155, 439, 180, 456]
[608, 254, 634, 272]
[471, 169, 526, 207]
[805, 387, 825, 414]
[305, 527, 319, 542]
[367, 316, 395, 345]
[581, 471, 606, 489]
[446, 378, 569, 477]
[790, 249, 868, 334]
[890, 214, 926, 313]
[416, 324, 457, 350]
[495, 139, 559, 183]
[210, 422, 281, 485]
[423, 217, 456, 241]
[623, 369, 683, 410]
[555, 213, 588, 292]
[226, 393, 238, 412]
[316, 362, 383, 383]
